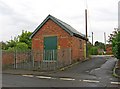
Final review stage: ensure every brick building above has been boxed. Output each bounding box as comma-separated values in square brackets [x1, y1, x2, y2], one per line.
[30, 15, 87, 63]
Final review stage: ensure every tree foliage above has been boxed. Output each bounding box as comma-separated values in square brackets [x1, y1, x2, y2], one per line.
[89, 46, 98, 55]
[112, 31, 120, 59]
[108, 29, 118, 44]
[16, 42, 28, 51]
[2, 30, 32, 51]
[1, 41, 8, 50]
[87, 42, 98, 55]
[7, 39, 18, 49]
[19, 30, 32, 49]
[94, 41, 105, 50]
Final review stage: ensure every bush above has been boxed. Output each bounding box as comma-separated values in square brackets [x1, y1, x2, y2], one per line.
[6, 42, 28, 52]
[89, 47, 98, 55]
[7, 47, 15, 52]
[16, 42, 28, 51]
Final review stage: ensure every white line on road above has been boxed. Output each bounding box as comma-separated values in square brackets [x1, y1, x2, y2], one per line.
[51, 77, 57, 80]
[111, 82, 120, 85]
[22, 75, 119, 85]
[83, 79, 100, 83]
[59, 78, 75, 81]
[36, 76, 52, 79]
[95, 68, 100, 70]
[22, 75, 34, 77]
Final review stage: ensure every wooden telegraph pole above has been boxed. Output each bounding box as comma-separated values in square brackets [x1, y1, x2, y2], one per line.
[85, 9, 88, 58]
[92, 32, 93, 45]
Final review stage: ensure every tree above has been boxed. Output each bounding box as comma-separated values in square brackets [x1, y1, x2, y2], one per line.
[7, 42, 28, 51]
[19, 30, 32, 49]
[111, 30, 120, 68]
[16, 42, 28, 51]
[108, 28, 118, 44]
[112, 31, 120, 59]
[1, 41, 8, 50]
[3, 30, 32, 51]
[6, 39, 17, 49]
[94, 41, 105, 50]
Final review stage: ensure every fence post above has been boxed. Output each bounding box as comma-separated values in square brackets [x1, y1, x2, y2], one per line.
[14, 50, 15, 69]
[38, 51, 40, 68]
[32, 50, 34, 68]
[14, 50, 17, 69]
[69, 48, 71, 64]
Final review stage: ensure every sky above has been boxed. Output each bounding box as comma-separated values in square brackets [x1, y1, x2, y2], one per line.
[0, 0, 119, 44]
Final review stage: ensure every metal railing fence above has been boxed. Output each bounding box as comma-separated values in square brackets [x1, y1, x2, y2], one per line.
[2, 48, 71, 71]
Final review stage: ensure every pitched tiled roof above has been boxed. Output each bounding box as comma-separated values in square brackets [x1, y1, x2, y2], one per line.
[30, 15, 87, 40]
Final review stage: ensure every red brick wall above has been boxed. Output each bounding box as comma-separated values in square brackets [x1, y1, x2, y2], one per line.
[71, 36, 85, 61]
[106, 46, 113, 55]
[2, 51, 14, 65]
[2, 51, 31, 65]
[32, 19, 85, 62]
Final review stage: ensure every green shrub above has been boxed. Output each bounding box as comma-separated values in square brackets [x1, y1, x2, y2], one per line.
[16, 42, 28, 51]
[112, 31, 120, 60]
[89, 47, 98, 55]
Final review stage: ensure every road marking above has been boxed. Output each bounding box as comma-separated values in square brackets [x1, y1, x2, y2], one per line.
[21, 75, 119, 85]
[83, 80, 100, 83]
[36, 76, 52, 79]
[85, 71, 89, 73]
[51, 77, 57, 80]
[111, 82, 120, 85]
[22, 75, 34, 77]
[59, 78, 75, 81]
[95, 68, 100, 70]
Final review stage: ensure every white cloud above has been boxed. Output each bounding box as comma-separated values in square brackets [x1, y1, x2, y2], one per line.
[0, 0, 119, 44]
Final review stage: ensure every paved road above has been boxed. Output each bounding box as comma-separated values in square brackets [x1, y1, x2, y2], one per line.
[2, 56, 120, 87]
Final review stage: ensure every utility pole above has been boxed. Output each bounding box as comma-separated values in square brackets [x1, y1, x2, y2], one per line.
[92, 32, 93, 45]
[85, 9, 88, 58]
[85, 9, 88, 38]
[104, 32, 106, 51]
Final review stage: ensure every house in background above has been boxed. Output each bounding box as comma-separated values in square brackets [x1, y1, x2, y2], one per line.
[30, 15, 87, 64]
[106, 44, 113, 55]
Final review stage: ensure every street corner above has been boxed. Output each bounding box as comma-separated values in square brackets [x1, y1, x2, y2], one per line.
[116, 69, 120, 78]
[114, 67, 120, 78]
[112, 60, 120, 78]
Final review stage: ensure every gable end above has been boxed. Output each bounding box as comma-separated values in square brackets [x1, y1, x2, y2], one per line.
[30, 15, 73, 39]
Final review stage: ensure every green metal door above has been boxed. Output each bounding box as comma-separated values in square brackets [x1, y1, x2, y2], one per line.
[44, 36, 57, 61]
